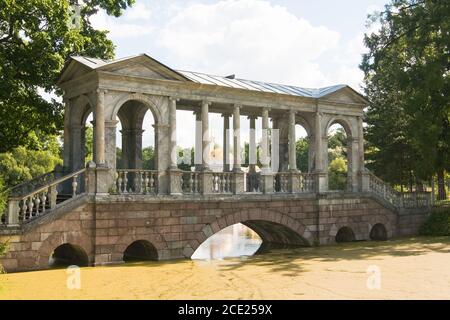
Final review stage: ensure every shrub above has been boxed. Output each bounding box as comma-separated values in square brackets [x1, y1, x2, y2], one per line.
[0, 240, 9, 273]
[419, 209, 450, 236]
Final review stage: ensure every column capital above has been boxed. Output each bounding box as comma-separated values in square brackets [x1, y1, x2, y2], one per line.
[202, 100, 211, 106]
[96, 88, 108, 94]
[234, 103, 242, 109]
[169, 96, 179, 102]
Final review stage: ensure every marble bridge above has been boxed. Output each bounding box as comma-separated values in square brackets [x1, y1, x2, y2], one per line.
[0, 54, 431, 272]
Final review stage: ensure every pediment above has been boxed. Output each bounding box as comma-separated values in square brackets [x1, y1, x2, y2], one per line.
[97, 55, 189, 81]
[321, 86, 367, 105]
[58, 54, 190, 85]
[104, 62, 173, 80]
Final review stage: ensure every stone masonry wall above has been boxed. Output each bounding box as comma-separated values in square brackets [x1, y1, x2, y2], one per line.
[0, 194, 427, 272]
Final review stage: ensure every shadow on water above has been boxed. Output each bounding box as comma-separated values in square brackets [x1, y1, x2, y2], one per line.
[114, 236, 450, 277]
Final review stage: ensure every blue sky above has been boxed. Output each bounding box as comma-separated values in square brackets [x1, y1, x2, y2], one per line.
[87, 0, 387, 148]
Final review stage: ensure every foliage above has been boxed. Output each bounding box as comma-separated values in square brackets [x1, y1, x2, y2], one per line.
[142, 146, 155, 170]
[0, 0, 135, 152]
[419, 209, 450, 236]
[0, 136, 62, 188]
[361, 0, 450, 198]
[0, 239, 8, 273]
[85, 125, 93, 163]
[296, 138, 309, 172]
[328, 127, 347, 163]
[328, 157, 348, 191]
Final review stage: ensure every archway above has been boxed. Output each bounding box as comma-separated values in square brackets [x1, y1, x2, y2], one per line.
[335, 227, 356, 243]
[191, 223, 262, 260]
[114, 99, 157, 193]
[326, 120, 351, 191]
[370, 223, 388, 241]
[191, 212, 311, 260]
[123, 240, 158, 262]
[67, 95, 94, 171]
[49, 243, 89, 267]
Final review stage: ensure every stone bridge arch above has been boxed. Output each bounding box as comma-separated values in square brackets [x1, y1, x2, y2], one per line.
[183, 209, 313, 258]
[111, 227, 169, 262]
[37, 231, 93, 269]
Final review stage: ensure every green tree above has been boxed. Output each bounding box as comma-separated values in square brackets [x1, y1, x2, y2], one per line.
[361, 0, 450, 199]
[0, 138, 62, 187]
[296, 137, 309, 172]
[0, 0, 135, 153]
[328, 157, 348, 191]
[142, 146, 155, 170]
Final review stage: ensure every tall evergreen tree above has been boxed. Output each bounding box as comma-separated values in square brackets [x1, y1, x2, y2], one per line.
[362, 0, 450, 198]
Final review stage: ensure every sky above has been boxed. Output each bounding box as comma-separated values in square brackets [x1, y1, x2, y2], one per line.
[85, 0, 387, 149]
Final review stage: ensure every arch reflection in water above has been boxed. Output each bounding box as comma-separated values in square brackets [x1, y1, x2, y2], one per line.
[191, 223, 262, 260]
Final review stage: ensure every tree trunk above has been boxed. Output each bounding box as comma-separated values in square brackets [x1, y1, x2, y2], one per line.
[437, 170, 447, 200]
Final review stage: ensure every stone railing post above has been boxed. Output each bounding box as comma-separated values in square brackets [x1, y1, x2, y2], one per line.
[48, 184, 58, 209]
[201, 171, 213, 195]
[169, 169, 183, 195]
[85, 161, 97, 194]
[315, 172, 328, 193]
[360, 170, 371, 192]
[289, 172, 301, 193]
[261, 172, 274, 194]
[7, 198, 20, 226]
[232, 171, 245, 194]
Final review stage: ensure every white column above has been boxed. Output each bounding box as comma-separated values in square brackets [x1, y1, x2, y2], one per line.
[288, 109, 297, 171]
[248, 115, 257, 173]
[169, 97, 178, 169]
[233, 104, 242, 172]
[261, 108, 271, 173]
[95, 89, 105, 165]
[202, 100, 211, 171]
[222, 114, 231, 172]
[194, 111, 202, 171]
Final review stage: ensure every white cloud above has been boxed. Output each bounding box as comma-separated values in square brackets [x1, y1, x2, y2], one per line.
[90, 6, 153, 39]
[156, 0, 340, 87]
[124, 2, 152, 20]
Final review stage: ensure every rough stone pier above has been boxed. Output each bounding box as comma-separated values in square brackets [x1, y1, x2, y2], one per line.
[0, 54, 430, 272]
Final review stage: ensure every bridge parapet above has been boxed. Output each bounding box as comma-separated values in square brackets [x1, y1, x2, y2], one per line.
[1, 168, 431, 229]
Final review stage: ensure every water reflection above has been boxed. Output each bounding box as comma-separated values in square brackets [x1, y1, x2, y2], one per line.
[191, 223, 262, 260]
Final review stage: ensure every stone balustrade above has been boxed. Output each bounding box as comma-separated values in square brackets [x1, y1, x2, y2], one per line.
[0, 167, 432, 228]
[2, 169, 86, 226]
[115, 169, 158, 194]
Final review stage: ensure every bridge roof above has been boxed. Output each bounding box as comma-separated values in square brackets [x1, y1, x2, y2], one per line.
[63, 54, 366, 101]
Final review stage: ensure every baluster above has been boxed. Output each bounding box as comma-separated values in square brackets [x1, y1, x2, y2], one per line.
[123, 171, 128, 193]
[141, 172, 147, 194]
[72, 175, 78, 197]
[41, 191, 47, 214]
[34, 194, 41, 216]
[138, 171, 144, 194]
[27, 195, 34, 220]
[195, 173, 200, 193]
[19, 199, 26, 221]
[149, 172, 155, 193]
[188, 174, 193, 193]
[117, 172, 123, 194]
